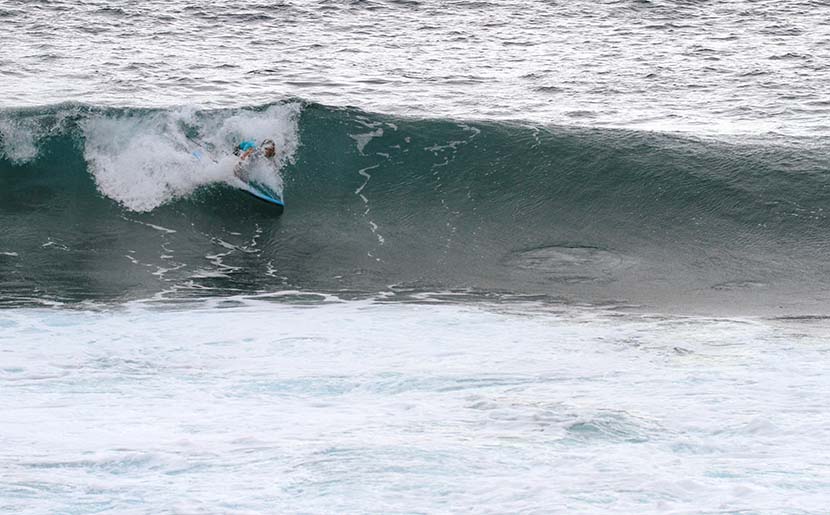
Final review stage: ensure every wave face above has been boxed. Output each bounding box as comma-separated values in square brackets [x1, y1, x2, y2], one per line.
[2, 102, 830, 313]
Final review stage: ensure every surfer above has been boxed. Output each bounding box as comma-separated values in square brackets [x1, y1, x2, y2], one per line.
[233, 139, 277, 180]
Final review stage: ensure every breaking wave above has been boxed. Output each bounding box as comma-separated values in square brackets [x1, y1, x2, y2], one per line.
[2, 101, 829, 313]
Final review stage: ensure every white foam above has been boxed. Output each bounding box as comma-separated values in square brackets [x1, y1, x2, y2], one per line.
[82, 104, 301, 212]
[349, 128, 383, 154]
[0, 116, 39, 164]
[1, 301, 829, 513]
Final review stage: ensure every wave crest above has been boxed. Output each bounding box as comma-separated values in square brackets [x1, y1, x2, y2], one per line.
[2, 101, 830, 312]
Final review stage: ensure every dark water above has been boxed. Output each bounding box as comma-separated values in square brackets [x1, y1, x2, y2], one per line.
[2, 102, 829, 313]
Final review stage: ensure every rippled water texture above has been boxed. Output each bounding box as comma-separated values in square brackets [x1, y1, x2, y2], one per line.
[2, 300, 829, 514]
[3, 0, 830, 136]
[4, 3, 830, 513]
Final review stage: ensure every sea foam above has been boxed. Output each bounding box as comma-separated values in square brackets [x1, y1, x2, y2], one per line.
[82, 103, 300, 211]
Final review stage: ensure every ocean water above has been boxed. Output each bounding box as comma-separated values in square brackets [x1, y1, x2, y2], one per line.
[2, 299, 830, 514]
[2, 1, 830, 513]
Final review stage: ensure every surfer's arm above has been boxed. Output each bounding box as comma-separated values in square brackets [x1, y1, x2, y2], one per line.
[234, 147, 257, 178]
[233, 160, 247, 180]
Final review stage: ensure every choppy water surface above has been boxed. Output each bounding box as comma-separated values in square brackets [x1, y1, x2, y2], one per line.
[3, 1, 830, 513]
[3, 0, 830, 136]
[1, 299, 829, 514]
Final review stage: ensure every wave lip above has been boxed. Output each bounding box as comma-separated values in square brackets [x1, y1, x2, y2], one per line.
[1, 102, 301, 211]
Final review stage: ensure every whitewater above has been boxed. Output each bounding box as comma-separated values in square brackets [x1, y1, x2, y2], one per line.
[2, 1, 830, 514]
[3, 299, 830, 514]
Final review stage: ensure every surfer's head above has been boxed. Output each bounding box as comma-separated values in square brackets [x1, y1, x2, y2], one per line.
[261, 139, 276, 158]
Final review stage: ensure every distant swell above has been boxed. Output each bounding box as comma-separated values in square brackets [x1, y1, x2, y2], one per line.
[2, 101, 830, 313]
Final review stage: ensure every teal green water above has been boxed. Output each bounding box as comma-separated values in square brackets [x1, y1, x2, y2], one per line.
[2, 102, 829, 313]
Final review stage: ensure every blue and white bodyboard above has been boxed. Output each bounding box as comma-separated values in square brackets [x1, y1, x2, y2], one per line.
[231, 177, 285, 208]
[191, 147, 284, 211]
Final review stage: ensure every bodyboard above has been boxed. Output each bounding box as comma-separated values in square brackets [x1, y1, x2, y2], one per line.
[234, 178, 285, 211]
[191, 144, 285, 212]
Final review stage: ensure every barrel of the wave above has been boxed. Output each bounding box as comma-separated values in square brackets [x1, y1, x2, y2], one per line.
[192, 138, 285, 214]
